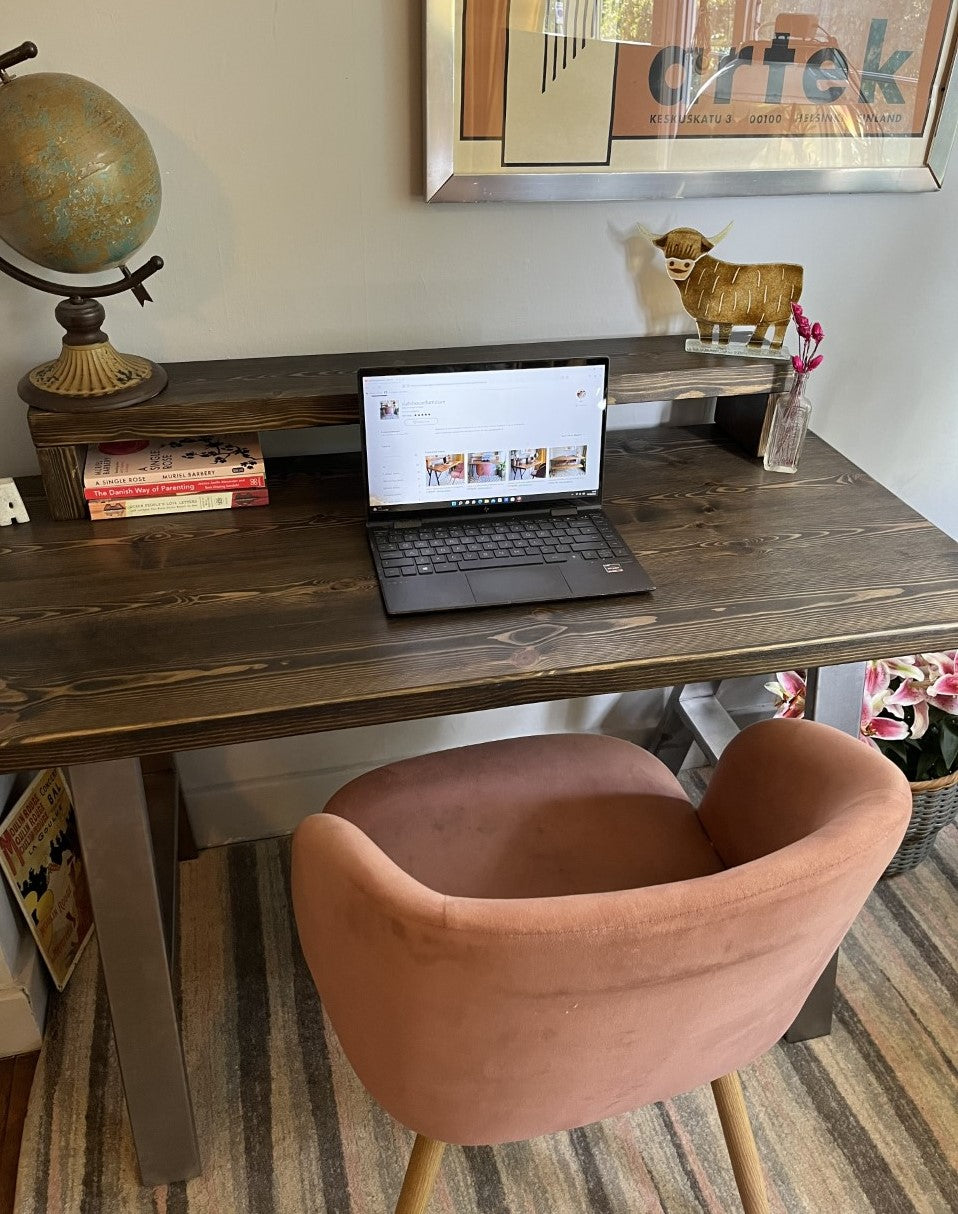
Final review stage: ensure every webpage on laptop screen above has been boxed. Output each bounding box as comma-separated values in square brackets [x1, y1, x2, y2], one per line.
[363, 363, 606, 513]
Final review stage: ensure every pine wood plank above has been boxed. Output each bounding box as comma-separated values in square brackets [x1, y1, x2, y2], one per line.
[26, 337, 790, 446]
[1, 426, 956, 772]
[34, 445, 86, 521]
[0, 1053, 38, 1214]
[0, 1062, 13, 1150]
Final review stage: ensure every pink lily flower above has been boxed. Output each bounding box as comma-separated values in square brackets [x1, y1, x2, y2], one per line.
[765, 671, 806, 718]
[887, 681, 925, 706]
[884, 674, 927, 718]
[937, 652, 957, 675]
[883, 656, 924, 681]
[914, 653, 954, 681]
[864, 661, 891, 700]
[909, 700, 930, 739]
[861, 661, 905, 737]
[926, 672, 958, 714]
[860, 702, 909, 748]
[764, 653, 954, 772]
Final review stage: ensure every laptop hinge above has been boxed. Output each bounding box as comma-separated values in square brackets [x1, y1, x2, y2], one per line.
[550, 504, 597, 516]
[367, 518, 420, 531]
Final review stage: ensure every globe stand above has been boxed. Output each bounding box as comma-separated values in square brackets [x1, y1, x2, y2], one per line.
[17, 297, 168, 413]
[0, 38, 167, 414]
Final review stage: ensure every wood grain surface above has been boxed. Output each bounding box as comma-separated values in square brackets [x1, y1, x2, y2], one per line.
[2, 426, 956, 771]
[26, 337, 790, 445]
[34, 444, 86, 520]
[0, 1052, 38, 1214]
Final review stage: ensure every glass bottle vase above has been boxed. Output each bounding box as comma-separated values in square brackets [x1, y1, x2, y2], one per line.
[763, 381, 812, 473]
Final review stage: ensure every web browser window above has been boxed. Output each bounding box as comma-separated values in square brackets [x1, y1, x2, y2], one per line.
[361, 362, 607, 515]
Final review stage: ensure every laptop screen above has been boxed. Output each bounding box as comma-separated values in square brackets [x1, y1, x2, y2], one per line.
[359, 358, 608, 517]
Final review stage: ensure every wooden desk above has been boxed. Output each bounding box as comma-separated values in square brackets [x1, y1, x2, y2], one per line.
[2, 425, 957, 1185]
[25, 335, 789, 519]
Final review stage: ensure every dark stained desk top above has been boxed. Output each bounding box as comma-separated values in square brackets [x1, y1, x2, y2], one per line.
[2, 425, 957, 771]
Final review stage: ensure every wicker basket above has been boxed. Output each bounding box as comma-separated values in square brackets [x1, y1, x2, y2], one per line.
[884, 769, 958, 877]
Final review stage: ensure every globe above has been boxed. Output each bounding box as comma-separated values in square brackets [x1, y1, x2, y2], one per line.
[0, 71, 161, 274]
[0, 44, 167, 412]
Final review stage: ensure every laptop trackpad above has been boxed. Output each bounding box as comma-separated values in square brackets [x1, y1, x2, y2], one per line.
[466, 565, 570, 606]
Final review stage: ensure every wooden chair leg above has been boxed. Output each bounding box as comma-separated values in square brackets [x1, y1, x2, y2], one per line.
[395, 1134, 446, 1214]
[710, 1072, 770, 1214]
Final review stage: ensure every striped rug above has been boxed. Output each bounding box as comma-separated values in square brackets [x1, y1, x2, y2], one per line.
[14, 794, 958, 1212]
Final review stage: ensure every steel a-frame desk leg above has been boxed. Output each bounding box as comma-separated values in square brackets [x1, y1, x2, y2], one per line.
[648, 681, 739, 772]
[650, 663, 868, 1042]
[69, 757, 201, 1186]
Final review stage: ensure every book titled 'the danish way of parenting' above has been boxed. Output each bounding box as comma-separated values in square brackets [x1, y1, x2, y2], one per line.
[88, 488, 270, 519]
[82, 434, 267, 499]
[0, 769, 94, 991]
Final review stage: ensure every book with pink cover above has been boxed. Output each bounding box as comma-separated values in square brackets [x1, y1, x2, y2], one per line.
[84, 475, 266, 501]
[83, 434, 265, 489]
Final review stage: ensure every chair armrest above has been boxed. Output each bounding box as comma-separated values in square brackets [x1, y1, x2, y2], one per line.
[696, 718, 912, 869]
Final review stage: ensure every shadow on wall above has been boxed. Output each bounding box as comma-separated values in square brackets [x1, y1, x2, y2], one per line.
[605, 221, 714, 429]
[115, 107, 236, 349]
[610, 221, 689, 336]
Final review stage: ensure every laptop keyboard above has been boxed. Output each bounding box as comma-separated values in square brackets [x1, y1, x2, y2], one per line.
[371, 515, 632, 578]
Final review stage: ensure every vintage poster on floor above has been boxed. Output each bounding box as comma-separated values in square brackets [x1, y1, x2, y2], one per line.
[0, 768, 94, 990]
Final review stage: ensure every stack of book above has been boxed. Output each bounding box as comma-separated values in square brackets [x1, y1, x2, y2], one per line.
[83, 434, 268, 519]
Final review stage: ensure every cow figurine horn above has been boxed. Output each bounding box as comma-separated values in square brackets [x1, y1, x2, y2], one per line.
[707, 221, 734, 248]
[635, 223, 665, 245]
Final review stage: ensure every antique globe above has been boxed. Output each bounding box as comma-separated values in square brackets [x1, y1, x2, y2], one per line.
[0, 42, 167, 411]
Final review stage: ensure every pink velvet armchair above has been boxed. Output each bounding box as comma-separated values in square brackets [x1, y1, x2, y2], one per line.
[292, 719, 911, 1213]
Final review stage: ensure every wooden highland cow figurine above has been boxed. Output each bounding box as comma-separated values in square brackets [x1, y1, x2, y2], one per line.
[640, 223, 803, 359]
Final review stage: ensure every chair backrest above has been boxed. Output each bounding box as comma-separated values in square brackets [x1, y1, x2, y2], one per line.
[292, 719, 911, 1146]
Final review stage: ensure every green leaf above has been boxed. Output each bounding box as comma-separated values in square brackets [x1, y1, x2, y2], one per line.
[940, 721, 958, 772]
[939, 711, 958, 738]
[879, 741, 918, 779]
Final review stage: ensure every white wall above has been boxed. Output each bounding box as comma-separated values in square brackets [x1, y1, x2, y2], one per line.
[3, 2, 956, 840]
[4, 0, 958, 536]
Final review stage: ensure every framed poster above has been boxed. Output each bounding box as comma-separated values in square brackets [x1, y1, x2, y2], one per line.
[425, 0, 958, 200]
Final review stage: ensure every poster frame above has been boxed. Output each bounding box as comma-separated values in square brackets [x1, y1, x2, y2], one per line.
[425, 0, 958, 201]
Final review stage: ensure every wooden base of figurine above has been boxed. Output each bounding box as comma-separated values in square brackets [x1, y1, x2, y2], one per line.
[685, 337, 793, 363]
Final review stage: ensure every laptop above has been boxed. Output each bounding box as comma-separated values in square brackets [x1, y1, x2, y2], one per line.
[359, 357, 655, 615]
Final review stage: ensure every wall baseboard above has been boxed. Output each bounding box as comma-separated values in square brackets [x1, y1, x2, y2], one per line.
[177, 692, 667, 847]
[0, 951, 48, 1058]
[177, 683, 777, 848]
